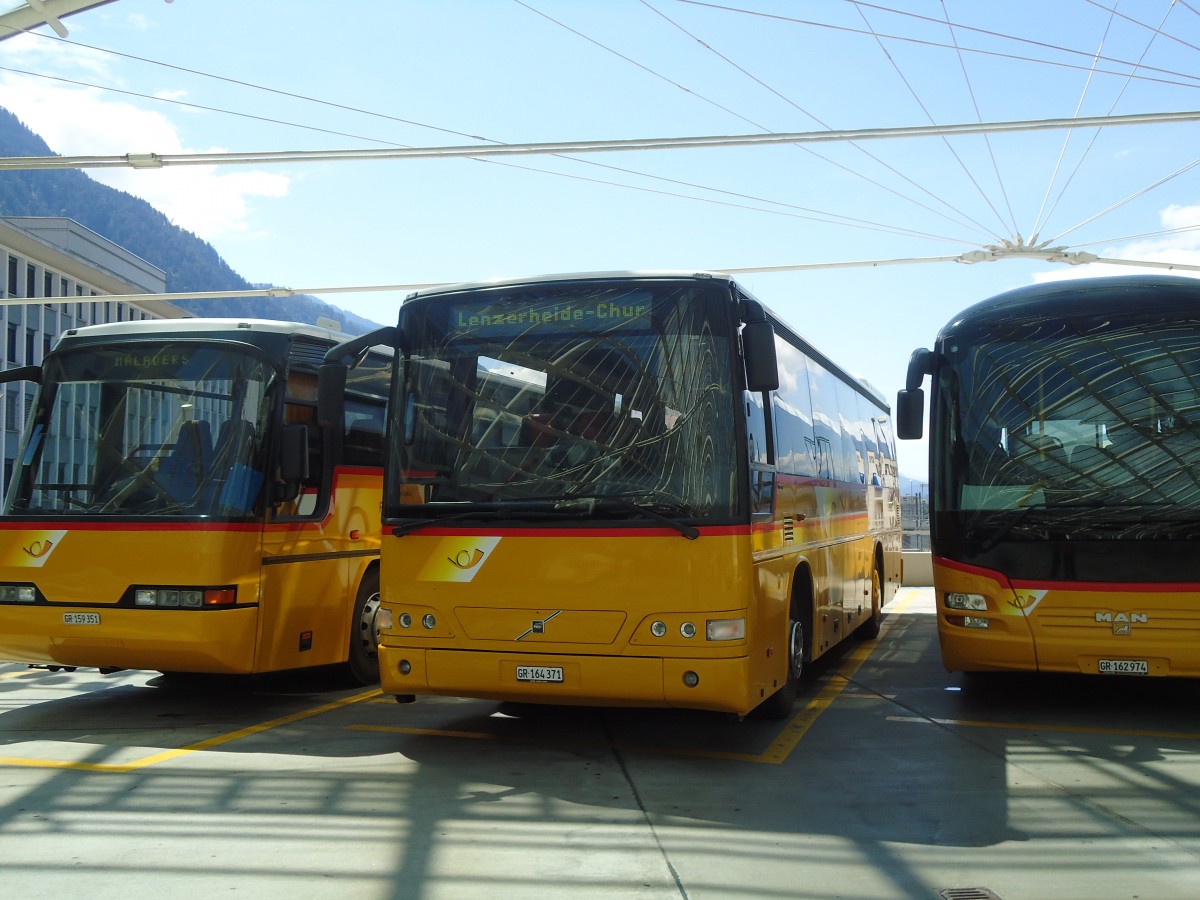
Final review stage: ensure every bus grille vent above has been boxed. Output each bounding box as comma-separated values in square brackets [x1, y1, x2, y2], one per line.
[938, 889, 1001, 900]
[783, 517, 795, 542]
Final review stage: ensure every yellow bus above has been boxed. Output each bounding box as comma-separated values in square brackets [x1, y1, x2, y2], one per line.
[320, 272, 902, 716]
[897, 274, 1200, 678]
[0, 318, 389, 683]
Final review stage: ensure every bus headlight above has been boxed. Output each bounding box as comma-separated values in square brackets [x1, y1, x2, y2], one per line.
[0, 584, 36, 603]
[706, 618, 745, 641]
[945, 592, 988, 611]
[132, 587, 235, 608]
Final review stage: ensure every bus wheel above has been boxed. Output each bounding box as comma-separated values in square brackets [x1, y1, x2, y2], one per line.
[343, 568, 381, 685]
[753, 613, 803, 719]
[857, 564, 883, 641]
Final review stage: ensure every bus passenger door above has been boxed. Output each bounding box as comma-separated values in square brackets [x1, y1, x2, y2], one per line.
[259, 374, 351, 673]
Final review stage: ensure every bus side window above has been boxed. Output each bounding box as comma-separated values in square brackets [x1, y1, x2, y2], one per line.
[344, 410, 385, 467]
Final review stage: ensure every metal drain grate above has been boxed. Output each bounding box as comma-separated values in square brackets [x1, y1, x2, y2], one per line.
[938, 890, 1001, 900]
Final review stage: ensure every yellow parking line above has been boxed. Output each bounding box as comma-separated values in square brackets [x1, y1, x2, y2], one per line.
[757, 589, 919, 764]
[1, 669, 32, 679]
[0, 688, 382, 772]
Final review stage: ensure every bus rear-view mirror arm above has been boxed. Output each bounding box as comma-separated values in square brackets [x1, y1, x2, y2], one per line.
[318, 326, 397, 429]
[896, 348, 934, 440]
[0, 365, 41, 386]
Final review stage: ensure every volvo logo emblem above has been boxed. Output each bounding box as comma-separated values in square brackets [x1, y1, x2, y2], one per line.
[516, 610, 561, 641]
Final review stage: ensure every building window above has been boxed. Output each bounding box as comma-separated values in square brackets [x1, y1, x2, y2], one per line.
[6, 256, 16, 297]
[26, 263, 36, 298]
[7, 323, 16, 360]
[44, 271, 53, 297]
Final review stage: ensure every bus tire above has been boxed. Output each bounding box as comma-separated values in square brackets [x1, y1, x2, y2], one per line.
[343, 567, 381, 685]
[753, 604, 805, 720]
[857, 562, 883, 641]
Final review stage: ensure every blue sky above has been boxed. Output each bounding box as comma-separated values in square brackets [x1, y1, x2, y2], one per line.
[3, 0, 1200, 481]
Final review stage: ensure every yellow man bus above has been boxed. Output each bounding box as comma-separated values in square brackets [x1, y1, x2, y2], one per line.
[321, 272, 902, 716]
[0, 318, 388, 683]
[897, 274, 1200, 678]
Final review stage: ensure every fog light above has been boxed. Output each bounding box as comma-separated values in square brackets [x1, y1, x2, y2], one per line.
[399, 612, 412, 628]
[682, 671, 700, 687]
[422, 614, 436, 629]
[398, 659, 412, 675]
[650, 620, 667, 637]
[180, 591, 203, 608]
[963, 616, 990, 629]
[680, 621, 696, 639]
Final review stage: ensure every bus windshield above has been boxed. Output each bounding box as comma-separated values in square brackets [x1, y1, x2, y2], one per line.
[391, 280, 737, 519]
[6, 342, 274, 518]
[935, 315, 1200, 541]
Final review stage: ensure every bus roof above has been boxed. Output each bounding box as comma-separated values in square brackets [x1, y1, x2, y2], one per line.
[943, 274, 1200, 338]
[58, 317, 350, 344]
[402, 269, 738, 301]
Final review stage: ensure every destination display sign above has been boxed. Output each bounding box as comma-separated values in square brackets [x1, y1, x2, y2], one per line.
[449, 293, 655, 337]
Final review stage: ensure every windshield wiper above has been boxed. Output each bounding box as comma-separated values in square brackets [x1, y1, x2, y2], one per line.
[390, 506, 563, 537]
[978, 503, 1044, 552]
[557, 493, 701, 540]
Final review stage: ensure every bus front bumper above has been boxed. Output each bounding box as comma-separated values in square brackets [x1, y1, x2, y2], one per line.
[378, 645, 758, 715]
[0, 605, 261, 674]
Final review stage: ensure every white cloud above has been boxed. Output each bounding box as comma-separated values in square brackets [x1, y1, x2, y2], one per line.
[1, 74, 289, 239]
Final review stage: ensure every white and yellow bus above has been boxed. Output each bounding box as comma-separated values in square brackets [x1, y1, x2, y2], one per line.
[0, 318, 388, 683]
[322, 272, 902, 716]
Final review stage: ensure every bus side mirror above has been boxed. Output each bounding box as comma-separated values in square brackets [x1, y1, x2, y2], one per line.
[317, 364, 347, 430]
[896, 389, 925, 440]
[274, 423, 309, 504]
[743, 320, 780, 392]
[896, 347, 934, 440]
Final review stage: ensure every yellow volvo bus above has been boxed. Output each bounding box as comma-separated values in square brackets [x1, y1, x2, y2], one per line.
[321, 272, 902, 716]
[897, 274, 1200, 678]
[0, 318, 388, 683]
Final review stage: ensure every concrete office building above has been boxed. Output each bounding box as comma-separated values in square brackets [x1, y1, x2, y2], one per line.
[1, 216, 186, 501]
